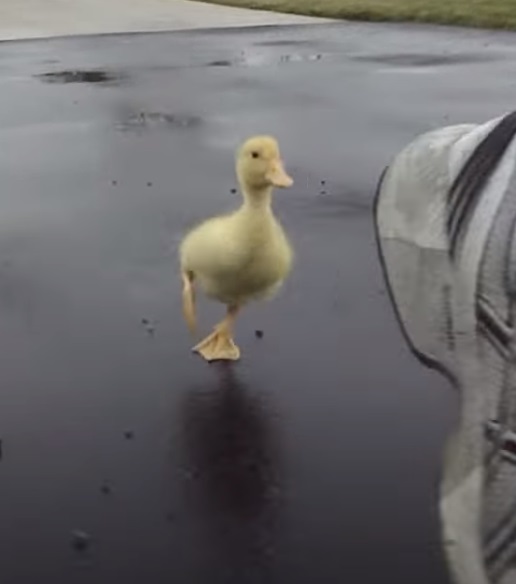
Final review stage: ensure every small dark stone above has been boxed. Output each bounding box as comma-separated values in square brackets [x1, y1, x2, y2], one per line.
[100, 483, 112, 495]
[321, 180, 326, 185]
[124, 430, 134, 440]
[147, 182, 153, 187]
[141, 318, 149, 325]
[255, 329, 264, 339]
[320, 190, 326, 195]
[230, 188, 237, 194]
[72, 530, 91, 551]
[111, 180, 117, 186]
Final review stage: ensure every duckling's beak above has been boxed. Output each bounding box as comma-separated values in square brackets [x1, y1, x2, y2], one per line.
[266, 159, 293, 188]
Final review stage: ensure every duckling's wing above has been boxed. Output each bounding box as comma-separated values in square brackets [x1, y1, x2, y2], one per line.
[179, 215, 242, 277]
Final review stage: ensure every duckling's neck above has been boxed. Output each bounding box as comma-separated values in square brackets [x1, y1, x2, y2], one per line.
[240, 185, 273, 212]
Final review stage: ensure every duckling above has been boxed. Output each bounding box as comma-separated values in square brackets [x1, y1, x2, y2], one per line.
[179, 135, 294, 362]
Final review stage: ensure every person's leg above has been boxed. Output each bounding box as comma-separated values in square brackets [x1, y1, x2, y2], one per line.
[375, 110, 516, 584]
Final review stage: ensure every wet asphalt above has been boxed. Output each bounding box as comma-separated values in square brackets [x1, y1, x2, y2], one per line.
[1, 21, 516, 584]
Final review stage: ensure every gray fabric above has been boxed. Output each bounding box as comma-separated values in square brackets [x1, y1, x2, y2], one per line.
[479, 170, 516, 583]
[375, 111, 516, 584]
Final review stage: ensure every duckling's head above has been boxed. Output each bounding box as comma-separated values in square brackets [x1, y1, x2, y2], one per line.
[236, 136, 293, 192]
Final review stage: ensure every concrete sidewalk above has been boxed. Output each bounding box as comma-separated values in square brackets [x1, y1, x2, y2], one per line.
[0, 0, 330, 41]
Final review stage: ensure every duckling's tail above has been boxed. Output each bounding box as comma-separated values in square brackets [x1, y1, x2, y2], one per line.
[182, 271, 197, 335]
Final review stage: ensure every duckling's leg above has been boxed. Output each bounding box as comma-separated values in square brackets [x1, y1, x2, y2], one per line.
[193, 305, 241, 362]
[182, 271, 197, 335]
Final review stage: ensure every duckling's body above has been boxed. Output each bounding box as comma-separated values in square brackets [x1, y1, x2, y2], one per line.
[179, 136, 293, 361]
[180, 204, 292, 305]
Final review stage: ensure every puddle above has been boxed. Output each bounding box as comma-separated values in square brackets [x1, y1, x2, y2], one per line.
[352, 52, 500, 67]
[201, 51, 326, 69]
[237, 52, 324, 68]
[116, 112, 202, 132]
[37, 69, 124, 85]
[277, 53, 323, 63]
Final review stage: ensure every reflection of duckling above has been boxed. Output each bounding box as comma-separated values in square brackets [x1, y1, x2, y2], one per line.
[179, 136, 294, 362]
[179, 365, 283, 579]
[180, 364, 281, 519]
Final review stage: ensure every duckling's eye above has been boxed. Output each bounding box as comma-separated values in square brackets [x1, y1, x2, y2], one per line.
[251, 151, 260, 159]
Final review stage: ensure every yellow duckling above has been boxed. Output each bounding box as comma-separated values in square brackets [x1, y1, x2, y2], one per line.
[179, 135, 294, 362]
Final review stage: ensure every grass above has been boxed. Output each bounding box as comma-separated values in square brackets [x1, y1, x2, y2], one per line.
[198, 0, 516, 30]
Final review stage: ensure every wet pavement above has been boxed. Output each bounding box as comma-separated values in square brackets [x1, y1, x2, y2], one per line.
[1, 21, 516, 584]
